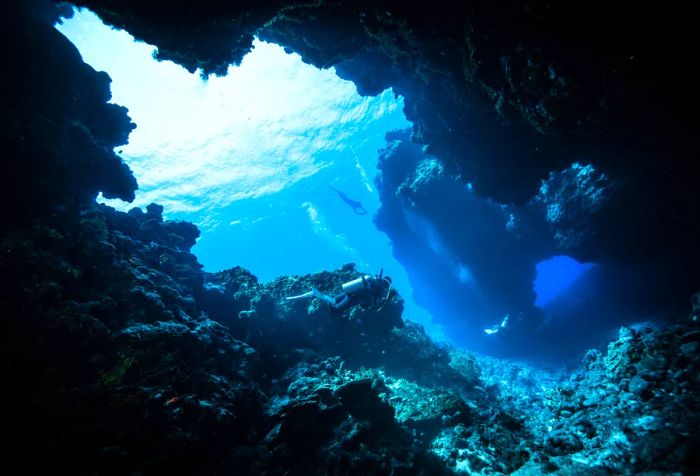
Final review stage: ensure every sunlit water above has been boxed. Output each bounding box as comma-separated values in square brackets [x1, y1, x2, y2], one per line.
[55, 8, 438, 330]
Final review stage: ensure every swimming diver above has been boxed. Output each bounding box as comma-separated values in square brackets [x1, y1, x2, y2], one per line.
[483, 312, 528, 339]
[484, 314, 510, 336]
[286, 269, 393, 312]
[328, 185, 368, 215]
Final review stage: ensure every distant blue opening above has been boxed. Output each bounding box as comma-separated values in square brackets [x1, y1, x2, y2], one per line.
[534, 255, 594, 308]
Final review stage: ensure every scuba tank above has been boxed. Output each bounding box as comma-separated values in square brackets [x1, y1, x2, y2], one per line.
[342, 275, 373, 294]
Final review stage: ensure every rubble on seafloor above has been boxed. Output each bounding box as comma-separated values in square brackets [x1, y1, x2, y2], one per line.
[2, 203, 698, 475]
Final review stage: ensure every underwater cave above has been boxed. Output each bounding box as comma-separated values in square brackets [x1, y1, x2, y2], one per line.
[2, 0, 699, 474]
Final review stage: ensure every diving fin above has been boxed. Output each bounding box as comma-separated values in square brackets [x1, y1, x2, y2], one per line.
[285, 291, 314, 301]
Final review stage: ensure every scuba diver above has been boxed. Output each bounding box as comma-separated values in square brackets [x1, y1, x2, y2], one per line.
[484, 314, 511, 336]
[286, 269, 393, 312]
[483, 312, 529, 339]
[328, 185, 368, 215]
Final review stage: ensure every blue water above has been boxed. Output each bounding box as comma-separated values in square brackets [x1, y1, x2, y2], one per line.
[534, 255, 594, 308]
[55, 8, 437, 330]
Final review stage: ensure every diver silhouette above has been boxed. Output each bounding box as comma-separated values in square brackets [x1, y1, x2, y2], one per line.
[328, 185, 368, 215]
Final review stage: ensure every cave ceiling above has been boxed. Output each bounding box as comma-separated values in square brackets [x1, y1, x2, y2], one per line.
[71, 0, 695, 196]
[61, 0, 699, 274]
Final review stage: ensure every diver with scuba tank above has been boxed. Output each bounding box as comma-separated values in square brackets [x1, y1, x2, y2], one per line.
[285, 269, 393, 312]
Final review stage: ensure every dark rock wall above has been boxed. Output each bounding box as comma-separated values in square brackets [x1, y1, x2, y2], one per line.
[2, 3, 260, 472]
[0, 203, 266, 474]
[3, 0, 137, 226]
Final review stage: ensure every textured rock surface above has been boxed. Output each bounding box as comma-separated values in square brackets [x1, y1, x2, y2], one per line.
[0, 205, 265, 474]
[527, 324, 700, 474]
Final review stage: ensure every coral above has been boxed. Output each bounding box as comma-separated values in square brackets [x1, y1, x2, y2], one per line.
[532, 162, 611, 252]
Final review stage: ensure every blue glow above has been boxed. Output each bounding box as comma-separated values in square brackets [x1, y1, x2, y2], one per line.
[534, 255, 594, 308]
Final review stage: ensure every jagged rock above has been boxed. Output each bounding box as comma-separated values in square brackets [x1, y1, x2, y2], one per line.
[0, 204, 263, 474]
[530, 162, 611, 254]
[3, 1, 137, 225]
[258, 356, 454, 474]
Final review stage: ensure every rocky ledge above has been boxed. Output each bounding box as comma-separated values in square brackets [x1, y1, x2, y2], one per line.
[2, 202, 698, 475]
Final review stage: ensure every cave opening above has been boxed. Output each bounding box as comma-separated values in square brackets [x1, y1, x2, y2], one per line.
[55, 7, 439, 329]
[534, 255, 594, 309]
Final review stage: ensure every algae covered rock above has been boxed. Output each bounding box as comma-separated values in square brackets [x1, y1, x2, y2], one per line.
[256, 355, 453, 475]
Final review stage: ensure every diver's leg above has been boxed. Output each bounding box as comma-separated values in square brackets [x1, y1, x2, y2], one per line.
[311, 288, 337, 306]
[285, 290, 314, 301]
[353, 206, 368, 215]
[333, 293, 351, 311]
